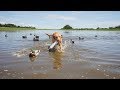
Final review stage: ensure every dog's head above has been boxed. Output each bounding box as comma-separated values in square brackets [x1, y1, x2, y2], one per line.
[52, 32, 62, 43]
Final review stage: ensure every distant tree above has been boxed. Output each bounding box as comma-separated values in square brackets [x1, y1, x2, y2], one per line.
[4, 24, 16, 27]
[62, 25, 73, 29]
[0, 23, 36, 29]
[109, 27, 113, 29]
[97, 27, 100, 29]
[17, 26, 20, 28]
[0, 23, 2, 27]
[115, 25, 120, 28]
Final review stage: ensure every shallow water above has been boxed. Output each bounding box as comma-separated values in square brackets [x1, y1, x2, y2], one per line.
[0, 30, 120, 79]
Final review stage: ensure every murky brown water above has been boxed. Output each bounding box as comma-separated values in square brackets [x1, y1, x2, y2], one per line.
[0, 30, 120, 79]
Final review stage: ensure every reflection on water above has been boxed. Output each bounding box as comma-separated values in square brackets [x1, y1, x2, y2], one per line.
[29, 57, 37, 62]
[49, 51, 63, 70]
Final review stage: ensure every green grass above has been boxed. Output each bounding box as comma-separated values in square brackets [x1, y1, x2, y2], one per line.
[0, 27, 59, 31]
[0, 27, 37, 31]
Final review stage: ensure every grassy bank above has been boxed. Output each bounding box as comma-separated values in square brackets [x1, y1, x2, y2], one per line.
[1, 27, 120, 31]
[0, 27, 37, 31]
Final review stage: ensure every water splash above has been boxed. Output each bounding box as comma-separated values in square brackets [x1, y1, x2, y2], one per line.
[12, 48, 31, 57]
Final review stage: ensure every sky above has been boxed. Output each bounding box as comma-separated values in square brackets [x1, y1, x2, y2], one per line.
[0, 11, 120, 29]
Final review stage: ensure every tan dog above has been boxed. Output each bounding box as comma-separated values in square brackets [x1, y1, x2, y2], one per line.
[46, 32, 63, 51]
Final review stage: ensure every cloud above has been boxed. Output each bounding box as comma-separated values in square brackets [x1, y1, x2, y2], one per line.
[45, 14, 76, 20]
[0, 16, 39, 28]
[0, 16, 20, 24]
[71, 11, 81, 14]
[0, 21, 5, 24]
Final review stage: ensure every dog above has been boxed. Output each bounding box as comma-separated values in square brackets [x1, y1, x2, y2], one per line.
[46, 32, 63, 52]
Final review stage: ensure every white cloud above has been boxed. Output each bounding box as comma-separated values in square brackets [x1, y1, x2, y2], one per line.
[16, 23, 39, 27]
[71, 11, 81, 14]
[45, 14, 76, 20]
[0, 16, 20, 24]
[0, 16, 39, 28]
[96, 16, 105, 19]
[0, 21, 5, 24]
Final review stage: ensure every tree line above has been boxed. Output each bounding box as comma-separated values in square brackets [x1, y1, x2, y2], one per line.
[0, 23, 36, 29]
[61, 25, 120, 30]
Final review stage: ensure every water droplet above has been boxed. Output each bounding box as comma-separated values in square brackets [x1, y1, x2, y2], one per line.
[106, 74, 109, 77]
[97, 69, 99, 70]
[81, 76, 84, 77]
[98, 65, 101, 67]
[4, 70, 8, 72]
[113, 77, 116, 79]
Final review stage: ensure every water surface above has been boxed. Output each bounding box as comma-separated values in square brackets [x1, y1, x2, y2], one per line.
[0, 30, 120, 79]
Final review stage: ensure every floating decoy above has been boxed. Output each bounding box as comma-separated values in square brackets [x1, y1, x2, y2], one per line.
[5, 34, 8, 37]
[71, 39, 74, 44]
[29, 50, 40, 57]
[81, 37, 84, 40]
[95, 35, 97, 37]
[35, 36, 39, 38]
[30, 33, 32, 35]
[22, 36, 27, 38]
[79, 37, 84, 40]
[33, 37, 39, 41]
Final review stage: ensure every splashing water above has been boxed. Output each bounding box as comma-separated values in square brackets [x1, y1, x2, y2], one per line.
[12, 48, 31, 57]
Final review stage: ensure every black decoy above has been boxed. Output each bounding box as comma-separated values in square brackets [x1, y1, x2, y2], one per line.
[33, 37, 39, 41]
[35, 36, 39, 38]
[81, 37, 84, 40]
[79, 37, 84, 40]
[22, 36, 27, 38]
[5, 34, 8, 37]
[95, 35, 97, 37]
[71, 39, 74, 44]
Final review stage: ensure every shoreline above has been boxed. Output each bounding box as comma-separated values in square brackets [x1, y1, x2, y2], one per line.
[0, 27, 120, 31]
[0, 27, 37, 31]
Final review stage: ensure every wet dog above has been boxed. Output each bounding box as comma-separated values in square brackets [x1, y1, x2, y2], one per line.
[46, 32, 63, 52]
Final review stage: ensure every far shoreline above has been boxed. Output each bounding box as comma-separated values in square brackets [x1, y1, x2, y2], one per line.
[0, 27, 120, 31]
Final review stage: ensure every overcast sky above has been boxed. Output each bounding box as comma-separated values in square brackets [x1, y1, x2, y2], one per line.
[0, 11, 120, 29]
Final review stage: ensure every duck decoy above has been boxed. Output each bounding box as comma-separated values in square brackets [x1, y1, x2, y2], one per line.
[71, 39, 74, 44]
[29, 50, 40, 57]
[79, 37, 84, 40]
[35, 36, 39, 38]
[95, 35, 97, 37]
[22, 36, 27, 38]
[5, 34, 8, 37]
[33, 37, 39, 41]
